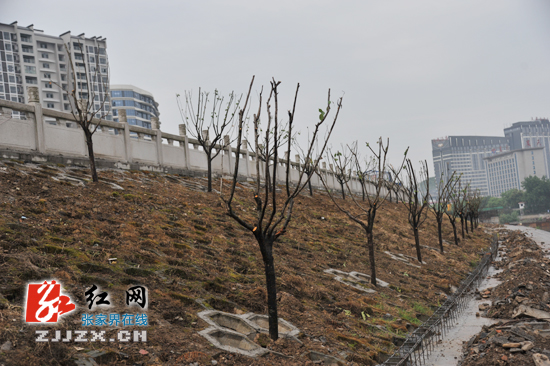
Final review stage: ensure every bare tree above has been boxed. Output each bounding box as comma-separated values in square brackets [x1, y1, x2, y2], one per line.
[176, 89, 241, 192]
[401, 159, 430, 263]
[295, 156, 315, 196]
[466, 189, 482, 233]
[429, 171, 459, 253]
[50, 41, 110, 182]
[455, 181, 470, 239]
[355, 170, 368, 201]
[467, 189, 482, 231]
[444, 177, 463, 246]
[319, 139, 408, 286]
[329, 147, 352, 200]
[224, 77, 342, 340]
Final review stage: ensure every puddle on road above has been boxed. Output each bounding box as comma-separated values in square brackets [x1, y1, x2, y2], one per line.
[424, 242, 505, 366]
[425, 226, 550, 366]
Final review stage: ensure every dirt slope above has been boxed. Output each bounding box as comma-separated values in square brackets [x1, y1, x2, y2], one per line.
[0, 160, 491, 366]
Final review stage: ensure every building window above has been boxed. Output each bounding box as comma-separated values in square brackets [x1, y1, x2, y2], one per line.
[63, 94, 68, 101]
[44, 73, 51, 79]
[24, 65, 36, 74]
[47, 103, 54, 108]
[64, 104, 70, 110]
[46, 93, 54, 98]
[45, 83, 53, 89]
[23, 56, 35, 63]
[61, 74, 66, 81]
[25, 77, 38, 85]
[41, 53, 49, 59]
[39, 43, 48, 49]
[42, 63, 50, 69]
[20, 34, 32, 42]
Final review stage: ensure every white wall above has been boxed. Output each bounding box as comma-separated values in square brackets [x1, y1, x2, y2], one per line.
[0, 98, 389, 197]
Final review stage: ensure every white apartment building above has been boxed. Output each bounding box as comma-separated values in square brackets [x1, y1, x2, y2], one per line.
[110, 84, 159, 129]
[484, 147, 548, 197]
[0, 21, 111, 120]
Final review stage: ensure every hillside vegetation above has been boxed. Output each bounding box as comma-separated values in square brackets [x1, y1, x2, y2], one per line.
[0, 160, 492, 366]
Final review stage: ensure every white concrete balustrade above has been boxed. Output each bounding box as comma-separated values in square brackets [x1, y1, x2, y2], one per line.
[0, 89, 386, 196]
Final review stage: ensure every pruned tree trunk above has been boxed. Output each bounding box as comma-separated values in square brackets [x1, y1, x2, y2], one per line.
[340, 181, 346, 200]
[367, 229, 376, 286]
[460, 217, 465, 238]
[451, 220, 459, 245]
[470, 214, 474, 232]
[260, 240, 278, 340]
[437, 219, 443, 253]
[84, 129, 98, 182]
[206, 152, 213, 192]
[413, 227, 422, 262]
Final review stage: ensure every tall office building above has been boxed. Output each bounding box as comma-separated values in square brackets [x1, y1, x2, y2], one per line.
[0, 21, 111, 120]
[110, 85, 159, 129]
[504, 118, 550, 177]
[432, 136, 509, 196]
[433, 119, 550, 197]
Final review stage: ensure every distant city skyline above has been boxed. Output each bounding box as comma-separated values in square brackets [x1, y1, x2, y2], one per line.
[3, 1, 550, 172]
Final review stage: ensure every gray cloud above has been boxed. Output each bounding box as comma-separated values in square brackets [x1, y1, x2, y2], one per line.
[4, 0, 550, 171]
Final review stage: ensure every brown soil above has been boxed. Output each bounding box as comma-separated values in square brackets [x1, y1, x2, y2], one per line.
[460, 229, 550, 366]
[0, 160, 492, 366]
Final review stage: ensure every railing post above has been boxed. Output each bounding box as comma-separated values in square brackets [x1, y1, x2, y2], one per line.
[118, 110, 132, 164]
[123, 123, 133, 164]
[28, 86, 46, 154]
[242, 139, 250, 178]
[179, 124, 190, 170]
[225, 135, 232, 175]
[152, 117, 163, 166]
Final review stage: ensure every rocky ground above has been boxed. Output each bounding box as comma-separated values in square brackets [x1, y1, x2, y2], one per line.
[460, 228, 550, 366]
[0, 160, 493, 366]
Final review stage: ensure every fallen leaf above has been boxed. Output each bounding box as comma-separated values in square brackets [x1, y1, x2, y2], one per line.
[139, 349, 149, 355]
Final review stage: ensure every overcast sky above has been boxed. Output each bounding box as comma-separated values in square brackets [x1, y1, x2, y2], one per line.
[4, 0, 550, 173]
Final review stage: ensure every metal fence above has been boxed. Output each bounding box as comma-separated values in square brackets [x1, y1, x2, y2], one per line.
[381, 234, 499, 366]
